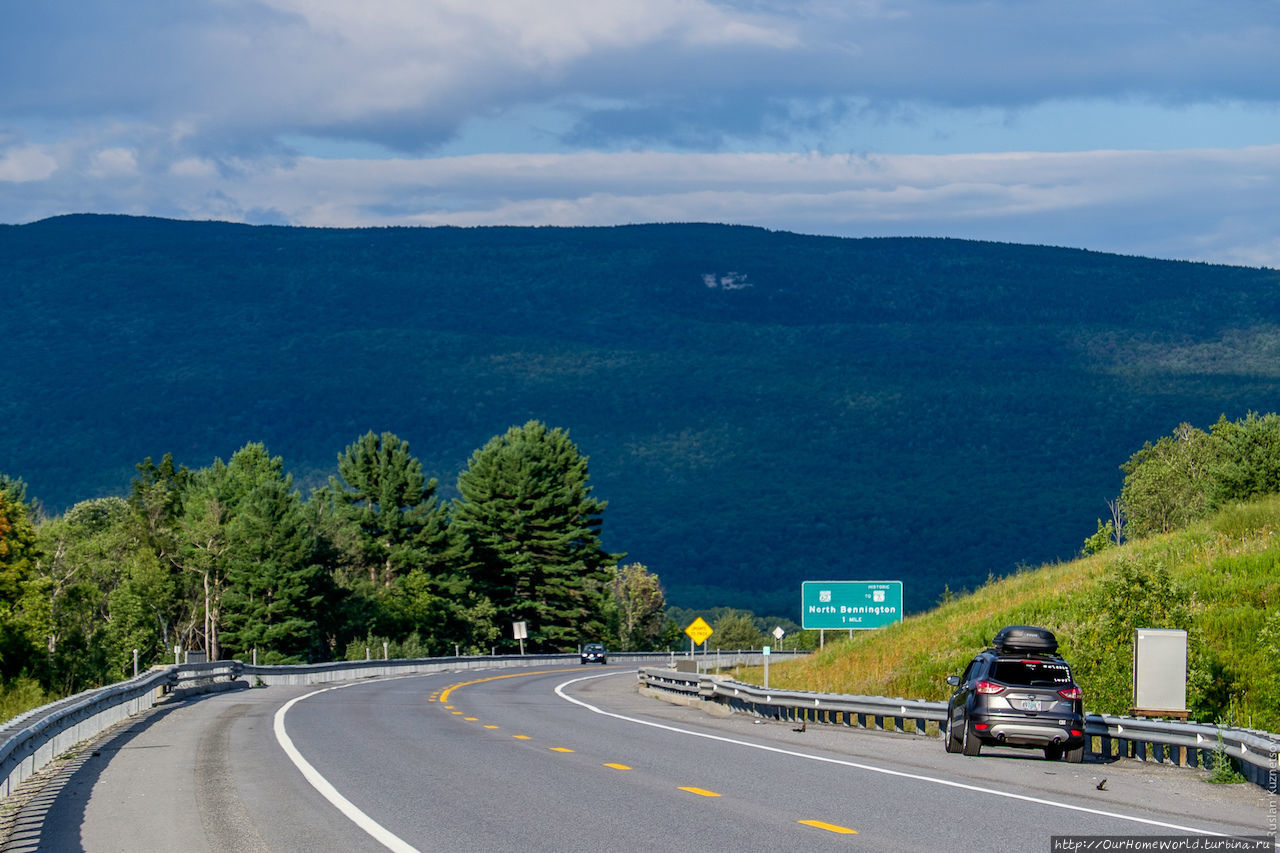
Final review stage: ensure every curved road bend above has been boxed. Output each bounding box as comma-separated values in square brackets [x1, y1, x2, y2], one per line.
[11, 667, 1274, 852]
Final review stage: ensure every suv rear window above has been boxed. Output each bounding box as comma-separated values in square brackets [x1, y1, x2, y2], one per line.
[991, 659, 1072, 687]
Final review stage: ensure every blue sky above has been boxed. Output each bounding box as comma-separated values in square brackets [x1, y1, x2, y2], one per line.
[3, 1, 1279, 266]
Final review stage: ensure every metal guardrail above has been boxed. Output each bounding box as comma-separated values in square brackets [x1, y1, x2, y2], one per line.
[0, 649, 787, 798]
[18, 649, 1269, 802]
[0, 667, 177, 797]
[638, 668, 1280, 793]
[237, 649, 802, 685]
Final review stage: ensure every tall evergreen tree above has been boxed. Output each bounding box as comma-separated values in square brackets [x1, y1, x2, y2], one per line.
[452, 421, 616, 651]
[327, 431, 484, 653]
[330, 431, 457, 585]
[220, 462, 324, 663]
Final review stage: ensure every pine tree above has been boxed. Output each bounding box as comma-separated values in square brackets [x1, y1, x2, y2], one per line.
[452, 421, 616, 651]
[329, 431, 457, 585]
[326, 432, 484, 653]
[219, 448, 324, 663]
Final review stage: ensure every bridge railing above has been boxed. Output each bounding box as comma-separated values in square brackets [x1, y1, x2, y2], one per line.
[638, 667, 1280, 793]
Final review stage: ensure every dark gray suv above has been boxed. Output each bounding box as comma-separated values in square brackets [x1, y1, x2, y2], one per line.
[944, 625, 1086, 762]
[580, 642, 607, 664]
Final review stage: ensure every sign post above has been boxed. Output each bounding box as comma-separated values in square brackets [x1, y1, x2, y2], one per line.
[512, 620, 528, 655]
[684, 617, 713, 658]
[801, 581, 903, 631]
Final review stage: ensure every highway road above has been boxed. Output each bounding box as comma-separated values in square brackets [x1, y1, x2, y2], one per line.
[8, 665, 1274, 851]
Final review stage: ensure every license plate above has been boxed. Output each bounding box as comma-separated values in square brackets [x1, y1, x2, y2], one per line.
[1020, 699, 1042, 712]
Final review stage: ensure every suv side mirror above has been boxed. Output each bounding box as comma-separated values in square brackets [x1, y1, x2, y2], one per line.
[946, 675, 960, 687]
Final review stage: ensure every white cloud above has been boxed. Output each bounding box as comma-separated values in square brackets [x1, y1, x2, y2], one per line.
[31, 145, 1253, 266]
[0, 145, 59, 182]
[86, 147, 138, 178]
[6, 2, 1275, 154]
[1, 2, 1278, 266]
[169, 157, 218, 179]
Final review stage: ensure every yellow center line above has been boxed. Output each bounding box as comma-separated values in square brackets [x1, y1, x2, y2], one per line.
[463, 717, 478, 721]
[512, 735, 531, 740]
[484, 725, 500, 730]
[798, 820, 858, 835]
[678, 787, 721, 798]
[438, 669, 571, 704]
[603, 763, 632, 770]
[549, 747, 574, 753]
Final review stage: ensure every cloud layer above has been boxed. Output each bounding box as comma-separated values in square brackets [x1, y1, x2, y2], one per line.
[3, 1, 1279, 265]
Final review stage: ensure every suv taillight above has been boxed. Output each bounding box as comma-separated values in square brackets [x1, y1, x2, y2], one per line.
[975, 680, 1004, 694]
[1057, 686, 1083, 700]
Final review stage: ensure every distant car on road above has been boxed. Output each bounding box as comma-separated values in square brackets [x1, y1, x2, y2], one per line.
[580, 643, 608, 664]
[944, 625, 1086, 762]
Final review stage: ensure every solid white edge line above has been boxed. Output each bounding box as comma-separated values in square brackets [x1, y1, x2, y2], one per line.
[553, 672, 1230, 838]
[274, 681, 421, 853]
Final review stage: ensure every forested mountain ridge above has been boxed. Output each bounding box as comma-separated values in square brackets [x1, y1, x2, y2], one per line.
[4, 214, 1280, 615]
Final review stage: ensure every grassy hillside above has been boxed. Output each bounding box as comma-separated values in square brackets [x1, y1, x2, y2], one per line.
[757, 496, 1280, 733]
[5, 215, 1280, 614]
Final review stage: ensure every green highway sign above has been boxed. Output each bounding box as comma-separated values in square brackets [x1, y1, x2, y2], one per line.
[801, 581, 903, 630]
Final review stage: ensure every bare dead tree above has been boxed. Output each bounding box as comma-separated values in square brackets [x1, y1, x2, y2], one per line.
[1108, 497, 1125, 547]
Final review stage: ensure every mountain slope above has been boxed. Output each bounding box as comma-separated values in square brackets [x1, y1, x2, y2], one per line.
[3, 214, 1280, 614]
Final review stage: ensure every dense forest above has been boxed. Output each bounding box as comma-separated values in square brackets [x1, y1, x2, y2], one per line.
[4, 215, 1280, 619]
[3, 407, 1279, 720]
[0, 422, 686, 703]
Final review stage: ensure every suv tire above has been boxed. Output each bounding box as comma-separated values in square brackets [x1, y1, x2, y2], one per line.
[1065, 744, 1084, 763]
[961, 719, 981, 756]
[944, 717, 961, 753]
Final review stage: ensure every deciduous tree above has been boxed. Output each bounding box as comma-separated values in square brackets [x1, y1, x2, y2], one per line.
[608, 563, 667, 650]
[1119, 423, 1216, 536]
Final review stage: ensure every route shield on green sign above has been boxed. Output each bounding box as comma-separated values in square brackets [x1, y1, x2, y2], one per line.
[801, 581, 903, 630]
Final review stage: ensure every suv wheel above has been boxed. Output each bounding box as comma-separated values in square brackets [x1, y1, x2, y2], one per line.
[961, 718, 981, 756]
[1064, 745, 1084, 763]
[944, 716, 962, 753]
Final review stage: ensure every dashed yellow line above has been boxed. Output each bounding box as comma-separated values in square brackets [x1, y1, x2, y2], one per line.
[437, 674, 852, 834]
[798, 820, 858, 835]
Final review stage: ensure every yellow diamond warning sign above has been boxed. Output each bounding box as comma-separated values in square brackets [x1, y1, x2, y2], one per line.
[684, 617, 713, 645]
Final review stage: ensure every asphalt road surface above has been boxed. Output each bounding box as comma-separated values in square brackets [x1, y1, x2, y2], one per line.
[6, 665, 1275, 852]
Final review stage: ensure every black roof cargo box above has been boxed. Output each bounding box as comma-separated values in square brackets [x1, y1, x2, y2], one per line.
[993, 625, 1058, 654]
